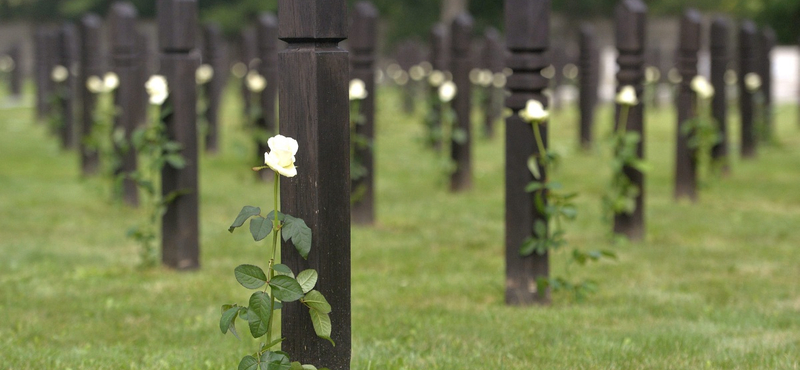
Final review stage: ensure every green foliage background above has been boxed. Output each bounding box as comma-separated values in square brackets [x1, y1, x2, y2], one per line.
[1, 0, 798, 45]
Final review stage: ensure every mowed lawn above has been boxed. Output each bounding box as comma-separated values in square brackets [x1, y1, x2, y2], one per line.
[1, 84, 799, 369]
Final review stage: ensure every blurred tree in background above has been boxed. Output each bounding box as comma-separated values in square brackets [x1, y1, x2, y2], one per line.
[0, 0, 798, 46]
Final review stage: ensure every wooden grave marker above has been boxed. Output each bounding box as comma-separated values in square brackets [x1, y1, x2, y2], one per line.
[79, 13, 103, 175]
[449, 13, 473, 192]
[278, 0, 351, 367]
[674, 9, 701, 202]
[578, 23, 599, 149]
[739, 20, 758, 159]
[158, 0, 201, 270]
[710, 16, 730, 172]
[256, 13, 279, 181]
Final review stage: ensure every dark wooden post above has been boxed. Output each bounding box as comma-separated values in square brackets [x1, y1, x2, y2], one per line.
[278, 0, 351, 368]
[710, 17, 730, 172]
[739, 20, 758, 159]
[674, 9, 700, 202]
[613, 0, 647, 239]
[482, 27, 504, 138]
[79, 14, 103, 175]
[57, 23, 79, 149]
[449, 13, 473, 192]
[257, 13, 279, 180]
[504, 0, 550, 305]
[133, 32, 149, 129]
[158, 0, 200, 270]
[109, 2, 141, 206]
[429, 23, 449, 150]
[34, 27, 53, 120]
[759, 27, 775, 140]
[350, 1, 378, 225]
[203, 22, 227, 153]
[578, 23, 598, 149]
[8, 42, 22, 97]
[239, 27, 257, 118]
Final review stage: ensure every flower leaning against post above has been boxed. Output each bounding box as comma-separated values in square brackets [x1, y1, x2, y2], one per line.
[682, 75, 722, 184]
[224, 134, 333, 370]
[604, 85, 648, 222]
[518, 100, 613, 301]
[349, 78, 370, 203]
[84, 72, 121, 195]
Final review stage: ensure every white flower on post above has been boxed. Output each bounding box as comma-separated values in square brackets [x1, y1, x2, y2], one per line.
[428, 70, 445, 87]
[86, 75, 104, 93]
[409, 65, 425, 81]
[51, 65, 69, 82]
[438, 80, 457, 103]
[231, 62, 247, 79]
[492, 72, 507, 88]
[264, 134, 299, 178]
[518, 99, 549, 123]
[744, 72, 761, 92]
[478, 69, 494, 87]
[690, 75, 714, 99]
[615, 85, 639, 106]
[349, 78, 368, 100]
[196, 63, 214, 85]
[103, 72, 119, 91]
[145, 74, 169, 105]
[246, 71, 267, 92]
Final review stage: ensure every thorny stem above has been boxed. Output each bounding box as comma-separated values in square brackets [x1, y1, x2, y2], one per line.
[617, 104, 630, 138]
[532, 120, 547, 180]
[266, 171, 280, 349]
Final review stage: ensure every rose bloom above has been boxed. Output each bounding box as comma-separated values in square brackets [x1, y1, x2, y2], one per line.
[264, 135, 299, 178]
[145, 75, 169, 105]
[744, 72, 761, 92]
[428, 70, 445, 87]
[615, 85, 639, 106]
[86, 75, 105, 93]
[519, 99, 549, 123]
[349, 78, 368, 100]
[51, 65, 69, 82]
[246, 71, 267, 92]
[438, 81, 457, 102]
[196, 64, 215, 85]
[690, 75, 714, 99]
[103, 72, 120, 91]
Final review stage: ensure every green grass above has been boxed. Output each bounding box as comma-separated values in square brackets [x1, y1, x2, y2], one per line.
[1, 84, 799, 369]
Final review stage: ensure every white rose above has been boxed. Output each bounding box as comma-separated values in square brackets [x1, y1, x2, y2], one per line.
[519, 99, 548, 123]
[615, 85, 639, 106]
[196, 64, 214, 85]
[51, 65, 69, 82]
[246, 71, 267, 92]
[145, 74, 169, 105]
[264, 135, 299, 177]
[0, 55, 14, 73]
[86, 75, 104, 93]
[744, 72, 761, 92]
[103, 72, 119, 91]
[349, 78, 368, 100]
[690, 75, 714, 99]
[438, 81, 457, 102]
[428, 70, 445, 87]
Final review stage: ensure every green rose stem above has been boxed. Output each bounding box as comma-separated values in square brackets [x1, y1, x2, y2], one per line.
[617, 104, 630, 138]
[266, 170, 280, 347]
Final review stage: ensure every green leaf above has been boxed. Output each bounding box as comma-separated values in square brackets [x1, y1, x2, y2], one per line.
[527, 155, 541, 180]
[220, 306, 239, 335]
[230, 206, 261, 232]
[165, 154, 185, 169]
[309, 308, 335, 346]
[301, 365, 318, 370]
[273, 264, 294, 278]
[290, 363, 304, 370]
[269, 275, 304, 302]
[520, 237, 536, 256]
[282, 215, 312, 259]
[303, 290, 332, 314]
[235, 264, 268, 289]
[239, 355, 260, 370]
[525, 181, 544, 193]
[295, 269, 318, 294]
[248, 291, 272, 338]
[249, 216, 273, 242]
[260, 351, 291, 370]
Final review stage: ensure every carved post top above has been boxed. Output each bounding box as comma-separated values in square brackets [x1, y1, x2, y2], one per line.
[278, 0, 347, 41]
[350, 1, 378, 51]
[615, 0, 647, 51]
[710, 16, 730, 48]
[679, 9, 702, 52]
[761, 26, 776, 48]
[451, 13, 473, 54]
[204, 22, 222, 39]
[739, 19, 757, 40]
[483, 27, 504, 72]
[579, 24, 595, 49]
[109, 2, 138, 50]
[256, 12, 278, 48]
[431, 22, 447, 41]
[80, 13, 102, 30]
[157, 0, 197, 53]
[505, 0, 550, 50]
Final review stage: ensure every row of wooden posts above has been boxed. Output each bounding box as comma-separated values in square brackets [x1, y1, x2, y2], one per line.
[21, 0, 784, 368]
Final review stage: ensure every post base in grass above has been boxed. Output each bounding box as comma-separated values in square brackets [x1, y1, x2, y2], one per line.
[613, 213, 644, 242]
[505, 252, 550, 306]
